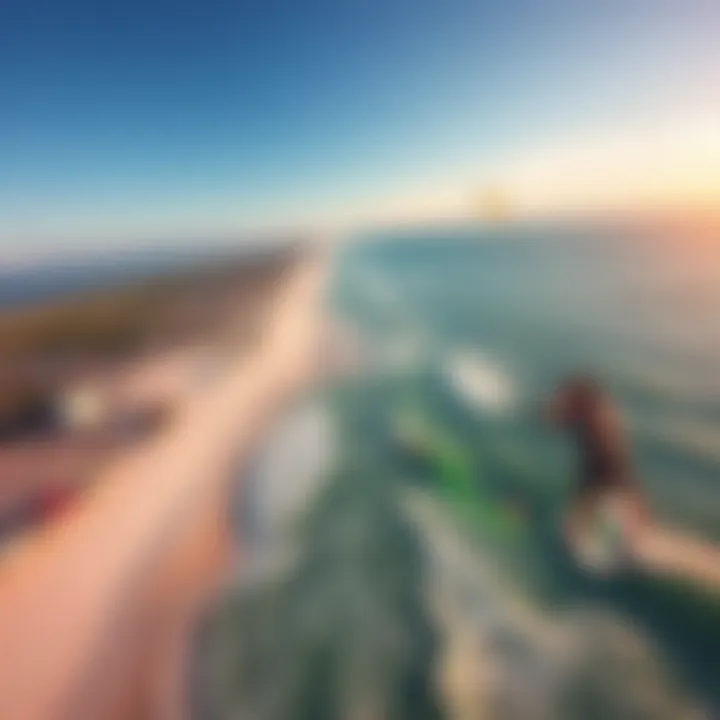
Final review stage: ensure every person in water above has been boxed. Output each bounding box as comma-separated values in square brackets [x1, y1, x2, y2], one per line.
[547, 375, 650, 551]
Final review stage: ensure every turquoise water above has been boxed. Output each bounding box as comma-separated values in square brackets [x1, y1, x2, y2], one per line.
[336, 222, 720, 540]
[330, 221, 720, 715]
[199, 222, 720, 719]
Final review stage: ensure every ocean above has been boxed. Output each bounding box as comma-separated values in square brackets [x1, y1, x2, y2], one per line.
[337, 222, 720, 539]
[324, 221, 720, 718]
[190, 221, 720, 720]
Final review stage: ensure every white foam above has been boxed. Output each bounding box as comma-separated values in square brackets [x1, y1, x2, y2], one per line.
[443, 349, 517, 414]
[239, 401, 335, 583]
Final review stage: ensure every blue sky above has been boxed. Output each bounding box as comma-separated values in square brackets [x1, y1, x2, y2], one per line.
[1, 0, 718, 254]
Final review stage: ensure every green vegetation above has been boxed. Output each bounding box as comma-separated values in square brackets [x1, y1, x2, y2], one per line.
[0, 255, 289, 359]
[0, 252, 295, 428]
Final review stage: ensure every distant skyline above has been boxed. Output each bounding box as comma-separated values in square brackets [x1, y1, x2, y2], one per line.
[1, 0, 719, 257]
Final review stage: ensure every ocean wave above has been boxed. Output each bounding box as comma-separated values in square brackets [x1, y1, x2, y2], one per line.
[443, 349, 517, 414]
[642, 416, 720, 467]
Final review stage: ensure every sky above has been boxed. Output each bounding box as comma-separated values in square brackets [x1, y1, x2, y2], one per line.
[1, 0, 719, 256]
